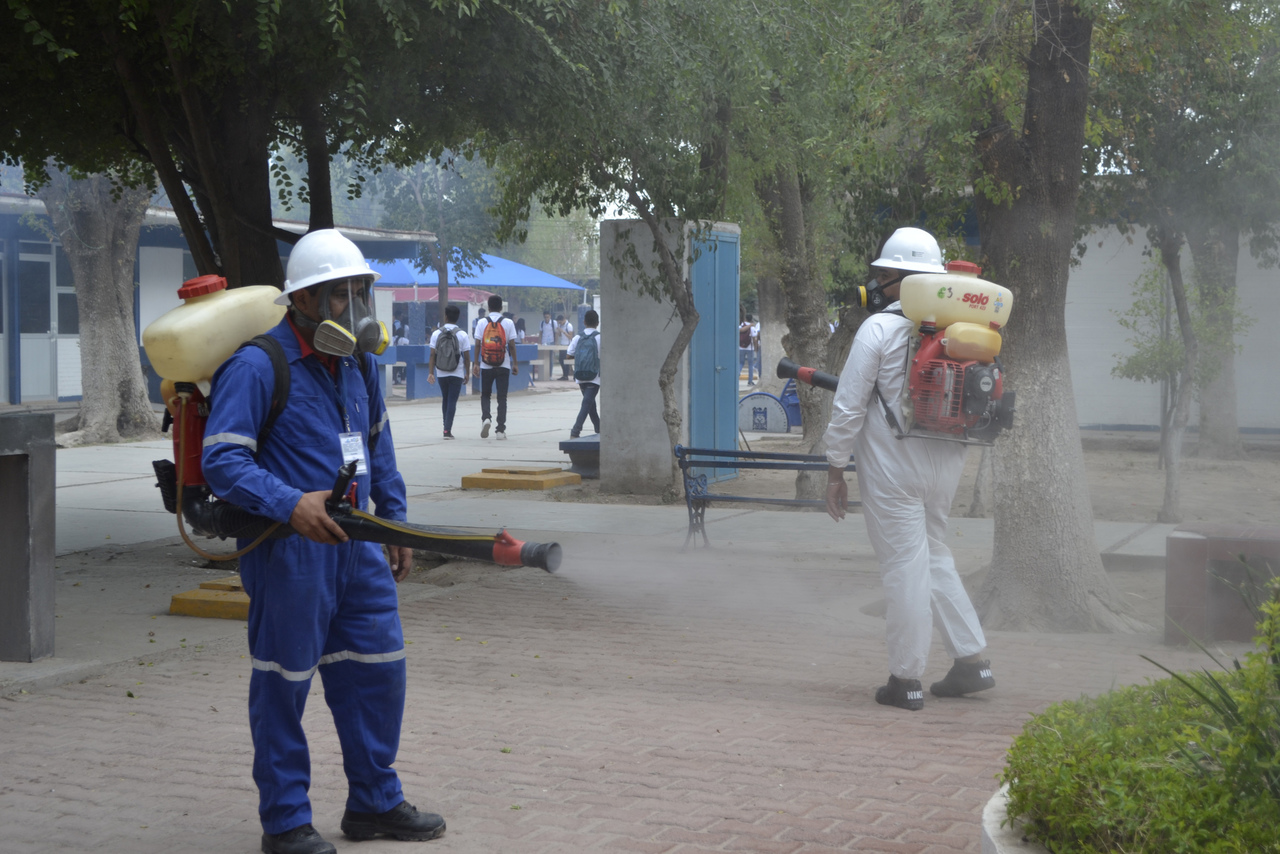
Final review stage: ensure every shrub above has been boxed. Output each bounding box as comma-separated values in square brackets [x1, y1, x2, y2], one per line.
[1001, 575, 1280, 854]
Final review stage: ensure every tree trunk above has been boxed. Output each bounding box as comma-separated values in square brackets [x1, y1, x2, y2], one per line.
[35, 170, 158, 446]
[967, 446, 993, 518]
[755, 164, 832, 499]
[1157, 232, 1197, 524]
[755, 271, 787, 396]
[433, 179, 450, 326]
[972, 0, 1141, 632]
[300, 94, 335, 231]
[1186, 222, 1245, 460]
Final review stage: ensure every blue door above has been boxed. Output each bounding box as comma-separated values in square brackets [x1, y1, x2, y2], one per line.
[687, 228, 740, 481]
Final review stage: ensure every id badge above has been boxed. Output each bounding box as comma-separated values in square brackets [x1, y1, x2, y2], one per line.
[339, 432, 368, 475]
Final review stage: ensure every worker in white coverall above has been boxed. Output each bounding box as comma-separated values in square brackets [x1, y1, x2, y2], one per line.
[823, 227, 996, 711]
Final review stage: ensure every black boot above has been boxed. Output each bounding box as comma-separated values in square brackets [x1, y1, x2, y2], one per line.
[875, 674, 924, 711]
[341, 801, 446, 841]
[930, 659, 996, 697]
[261, 824, 336, 854]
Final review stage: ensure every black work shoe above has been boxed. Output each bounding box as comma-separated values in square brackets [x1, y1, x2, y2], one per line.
[930, 659, 996, 697]
[261, 823, 336, 854]
[341, 801, 446, 841]
[875, 674, 925, 711]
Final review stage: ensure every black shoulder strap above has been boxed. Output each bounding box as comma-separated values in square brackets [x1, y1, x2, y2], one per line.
[872, 318, 912, 439]
[237, 334, 290, 453]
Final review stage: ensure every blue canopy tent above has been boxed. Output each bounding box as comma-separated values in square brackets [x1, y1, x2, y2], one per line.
[369, 254, 586, 292]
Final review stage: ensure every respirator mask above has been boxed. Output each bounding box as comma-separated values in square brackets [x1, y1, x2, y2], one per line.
[856, 270, 903, 314]
[295, 276, 390, 358]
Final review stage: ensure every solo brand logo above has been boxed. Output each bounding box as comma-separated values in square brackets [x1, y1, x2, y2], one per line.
[962, 292, 989, 308]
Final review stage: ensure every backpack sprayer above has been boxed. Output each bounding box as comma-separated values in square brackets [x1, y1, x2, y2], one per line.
[779, 261, 1016, 445]
[143, 275, 561, 573]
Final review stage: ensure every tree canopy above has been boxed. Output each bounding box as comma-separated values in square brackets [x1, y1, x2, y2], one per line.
[2, 0, 567, 286]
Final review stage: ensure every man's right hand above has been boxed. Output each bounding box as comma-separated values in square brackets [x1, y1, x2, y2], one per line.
[290, 490, 350, 545]
[826, 478, 848, 522]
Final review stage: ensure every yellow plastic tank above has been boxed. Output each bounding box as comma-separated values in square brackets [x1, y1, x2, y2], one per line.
[942, 321, 1002, 363]
[143, 276, 286, 383]
[899, 272, 1013, 330]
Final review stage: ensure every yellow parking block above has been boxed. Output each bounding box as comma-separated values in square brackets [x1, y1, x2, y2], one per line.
[197, 576, 244, 592]
[461, 468, 581, 490]
[169, 588, 250, 621]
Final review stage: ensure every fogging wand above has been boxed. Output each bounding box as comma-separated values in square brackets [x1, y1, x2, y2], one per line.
[155, 458, 562, 572]
[777, 357, 838, 392]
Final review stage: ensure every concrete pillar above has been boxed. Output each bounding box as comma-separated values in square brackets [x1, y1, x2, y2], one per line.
[599, 220, 689, 496]
[0, 412, 56, 662]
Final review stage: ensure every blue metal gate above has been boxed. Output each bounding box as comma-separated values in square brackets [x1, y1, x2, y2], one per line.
[686, 228, 740, 482]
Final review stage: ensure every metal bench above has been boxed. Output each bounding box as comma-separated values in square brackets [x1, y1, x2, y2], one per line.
[559, 434, 600, 479]
[673, 444, 857, 548]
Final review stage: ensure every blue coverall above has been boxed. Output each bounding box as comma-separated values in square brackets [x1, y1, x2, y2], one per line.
[203, 319, 408, 835]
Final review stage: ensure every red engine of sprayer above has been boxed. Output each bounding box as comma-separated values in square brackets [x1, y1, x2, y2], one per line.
[906, 329, 1005, 437]
[162, 382, 210, 487]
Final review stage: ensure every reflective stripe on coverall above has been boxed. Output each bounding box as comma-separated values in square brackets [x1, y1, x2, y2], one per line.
[203, 319, 408, 835]
[824, 303, 986, 680]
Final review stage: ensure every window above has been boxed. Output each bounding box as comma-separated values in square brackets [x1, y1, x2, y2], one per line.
[57, 292, 79, 335]
[54, 246, 78, 335]
[18, 259, 51, 334]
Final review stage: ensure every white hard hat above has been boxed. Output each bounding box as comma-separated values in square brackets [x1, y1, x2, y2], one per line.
[872, 227, 946, 274]
[277, 229, 381, 304]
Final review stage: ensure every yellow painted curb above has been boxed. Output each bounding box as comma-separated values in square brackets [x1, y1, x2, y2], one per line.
[198, 576, 244, 592]
[169, 588, 250, 621]
[481, 466, 564, 475]
[461, 469, 581, 490]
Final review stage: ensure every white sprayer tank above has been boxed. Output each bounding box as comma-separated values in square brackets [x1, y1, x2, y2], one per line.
[899, 264, 1013, 332]
[143, 276, 287, 383]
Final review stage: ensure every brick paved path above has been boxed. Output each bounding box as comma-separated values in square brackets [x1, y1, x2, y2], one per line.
[0, 530, 1237, 853]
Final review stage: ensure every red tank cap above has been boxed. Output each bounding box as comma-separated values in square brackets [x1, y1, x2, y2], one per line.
[945, 260, 983, 275]
[177, 275, 228, 299]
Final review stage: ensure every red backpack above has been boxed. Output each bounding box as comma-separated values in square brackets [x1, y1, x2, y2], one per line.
[479, 318, 508, 367]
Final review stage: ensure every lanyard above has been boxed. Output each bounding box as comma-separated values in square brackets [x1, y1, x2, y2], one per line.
[331, 358, 353, 433]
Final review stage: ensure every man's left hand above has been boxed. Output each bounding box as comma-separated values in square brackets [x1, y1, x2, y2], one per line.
[388, 545, 413, 582]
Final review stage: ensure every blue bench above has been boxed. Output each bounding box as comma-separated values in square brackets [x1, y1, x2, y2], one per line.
[673, 444, 858, 548]
[558, 434, 600, 479]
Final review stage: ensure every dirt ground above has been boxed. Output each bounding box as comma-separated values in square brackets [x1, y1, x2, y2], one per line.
[555, 430, 1280, 529]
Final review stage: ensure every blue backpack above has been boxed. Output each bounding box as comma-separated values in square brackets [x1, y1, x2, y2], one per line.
[574, 331, 600, 381]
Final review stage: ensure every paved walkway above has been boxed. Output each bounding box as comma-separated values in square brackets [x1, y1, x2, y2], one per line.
[0, 384, 1237, 853]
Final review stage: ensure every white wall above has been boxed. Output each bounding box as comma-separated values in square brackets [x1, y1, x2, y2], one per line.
[56, 338, 81, 399]
[1066, 227, 1280, 431]
[137, 247, 186, 343]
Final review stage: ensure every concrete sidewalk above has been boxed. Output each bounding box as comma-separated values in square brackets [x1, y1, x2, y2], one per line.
[0, 385, 1216, 853]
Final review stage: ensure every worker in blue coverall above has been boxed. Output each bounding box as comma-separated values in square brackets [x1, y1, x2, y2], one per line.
[203, 229, 445, 854]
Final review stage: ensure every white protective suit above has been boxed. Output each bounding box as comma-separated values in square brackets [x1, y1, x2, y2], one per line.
[824, 303, 986, 680]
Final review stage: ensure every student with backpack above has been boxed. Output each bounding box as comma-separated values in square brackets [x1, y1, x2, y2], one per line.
[427, 304, 472, 439]
[566, 309, 601, 438]
[472, 295, 519, 439]
[738, 314, 756, 386]
[554, 313, 574, 379]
